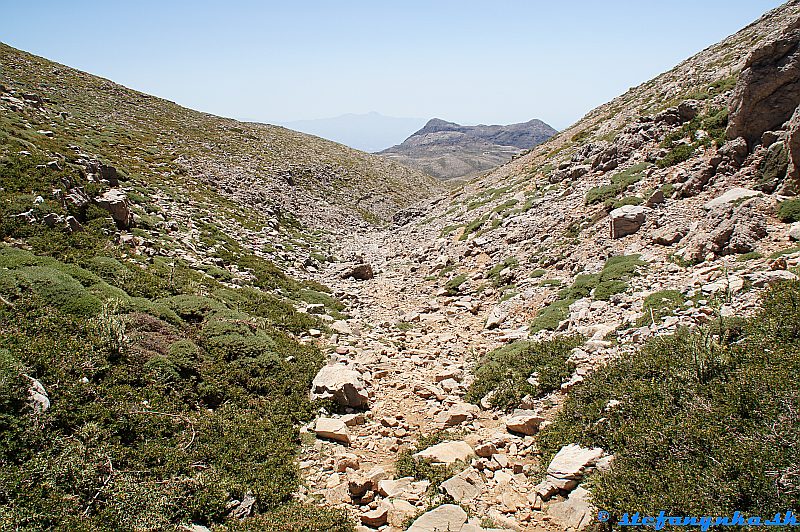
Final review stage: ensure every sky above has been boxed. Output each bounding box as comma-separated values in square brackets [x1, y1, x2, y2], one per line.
[0, 1, 786, 131]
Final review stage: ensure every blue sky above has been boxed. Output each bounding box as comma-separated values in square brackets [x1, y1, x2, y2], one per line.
[0, 1, 785, 130]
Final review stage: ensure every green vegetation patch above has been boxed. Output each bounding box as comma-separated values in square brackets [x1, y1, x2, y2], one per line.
[394, 432, 466, 495]
[532, 255, 645, 332]
[485, 257, 519, 287]
[637, 289, 686, 326]
[465, 335, 584, 410]
[777, 197, 800, 223]
[584, 162, 650, 206]
[537, 281, 800, 521]
[444, 273, 469, 296]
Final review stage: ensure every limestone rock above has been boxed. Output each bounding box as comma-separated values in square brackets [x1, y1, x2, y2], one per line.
[384, 498, 417, 527]
[610, 205, 646, 239]
[440, 468, 485, 504]
[652, 225, 687, 246]
[546, 486, 595, 531]
[95, 189, 133, 229]
[789, 221, 800, 241]
[360, 506, 388, 528]
[485, 305, 509, 329]
[413, 440, 474, 465]
[505, 410, 545, 436]
[310, 364, 369, 408]
[24, 375, 50, 413]
[314, 417, 351, 445]
[546, 444, 604, 491]
[377, 477, 414, 498]
[703, 187, 761, 210]
[407, 504, 468, 532]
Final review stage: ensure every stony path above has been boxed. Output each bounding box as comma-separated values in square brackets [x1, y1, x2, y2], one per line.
[297, 230, 570, 531]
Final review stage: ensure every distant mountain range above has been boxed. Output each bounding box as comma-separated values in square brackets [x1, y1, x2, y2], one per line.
[280, 112, 427, 153]
[379, 118, 558, 180]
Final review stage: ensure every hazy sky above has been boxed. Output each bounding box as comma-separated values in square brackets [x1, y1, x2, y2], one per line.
[0, 1, 785, 130]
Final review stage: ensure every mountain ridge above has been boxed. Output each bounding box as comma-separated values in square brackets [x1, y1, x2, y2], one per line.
[379, 117, 557, 180]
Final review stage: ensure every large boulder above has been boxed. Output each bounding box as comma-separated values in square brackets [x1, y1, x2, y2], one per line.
[95, 189, 133, 229]
[505, 409, 545, 436]
[727, 20, 800, 147]
[413, 440, 474, 465]
[610, 205, 646, 239]
[310, 364, 369, 408]
[407, 504, 468, 532]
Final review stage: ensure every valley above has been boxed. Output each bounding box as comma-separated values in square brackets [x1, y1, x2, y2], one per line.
[1, 2, 800, 532]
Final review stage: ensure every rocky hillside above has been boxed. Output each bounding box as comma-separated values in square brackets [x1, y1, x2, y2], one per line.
[0, 42, 441, 532]
[380, 118, 557, 180]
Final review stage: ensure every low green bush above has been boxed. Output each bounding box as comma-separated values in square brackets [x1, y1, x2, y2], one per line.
[532, 255, 644, 332]
[657, 143, 695, 168]
[777, 197, 800, 223]
[585, 163, 649, 206]
[537, 281, 800, 520]
[445, 274, 468, 295]
[637, 289, 686, 326]
[465, 335, 584, 409]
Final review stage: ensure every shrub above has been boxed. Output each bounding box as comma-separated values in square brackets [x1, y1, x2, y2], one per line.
[657, 143, 695, 168]
[637, 289, 686, 326]
[777, 197, 800, 223]
[585, 163, 649, 206]
[159, 295, 225, 322]
[531, 298, 573, 332]
[532, 255, 644, 332]
[465, 335, 584, 409]
[756, 142, 789, 192]
[445, 274, 468, 296]
[537, 281, 800, 520]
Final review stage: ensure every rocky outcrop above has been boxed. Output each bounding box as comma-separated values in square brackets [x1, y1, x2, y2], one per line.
[788, 104, 800, 185]
[727, 19, 800, 147]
